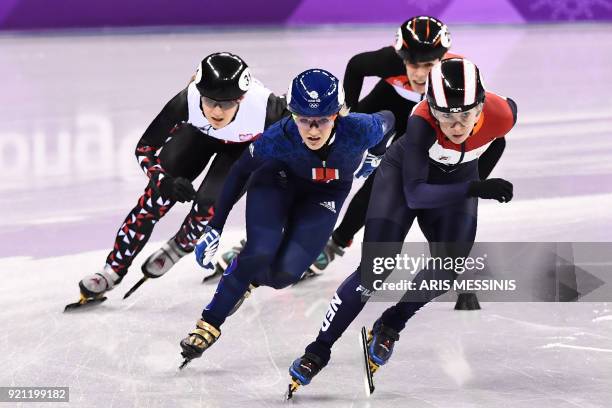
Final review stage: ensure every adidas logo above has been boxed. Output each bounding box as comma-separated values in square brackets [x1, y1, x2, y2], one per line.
[319, 201, 336, 213]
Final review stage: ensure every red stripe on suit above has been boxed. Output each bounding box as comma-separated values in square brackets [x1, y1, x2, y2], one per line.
[312, 167, 339, 183]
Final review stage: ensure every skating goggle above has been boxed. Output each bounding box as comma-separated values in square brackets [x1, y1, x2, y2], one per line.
[202, 96, 240, 110]
[292, 114, 337, 129]
[431, 106, 481, 125]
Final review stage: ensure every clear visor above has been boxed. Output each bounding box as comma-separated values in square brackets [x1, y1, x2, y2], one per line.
[202, 96, 240, 110]
[431, 105, 481, 125]
[292, 114, 337, 129]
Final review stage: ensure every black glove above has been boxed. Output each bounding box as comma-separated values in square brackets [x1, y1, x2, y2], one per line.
[467, 178, 513, 203]
[159, 176, 196, 202]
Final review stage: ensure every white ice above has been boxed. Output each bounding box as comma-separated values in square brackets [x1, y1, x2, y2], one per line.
[1, 24, 612, 407]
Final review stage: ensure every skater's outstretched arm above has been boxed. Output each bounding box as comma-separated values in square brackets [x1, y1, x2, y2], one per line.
[366, 110, 396, 155]
[343, 47, 403, 109]
[477, 137, 505, 180]
[355, 110, 395, 178]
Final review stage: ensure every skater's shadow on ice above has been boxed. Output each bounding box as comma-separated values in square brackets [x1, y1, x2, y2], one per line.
[286, 394, 361, 404]
[290, 391, 436, 407]
[170, 367, 228, 377]
[61, 304, 124, 315]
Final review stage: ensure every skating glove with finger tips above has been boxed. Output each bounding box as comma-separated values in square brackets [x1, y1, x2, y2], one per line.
[467, 178, 513, 203]
[159, 176, 196, 202]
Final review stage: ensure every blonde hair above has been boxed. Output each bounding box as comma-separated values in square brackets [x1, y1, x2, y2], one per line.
[338, 104, 350, 117]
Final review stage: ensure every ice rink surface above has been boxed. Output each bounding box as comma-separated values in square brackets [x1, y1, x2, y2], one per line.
[1, 24, 612, 407]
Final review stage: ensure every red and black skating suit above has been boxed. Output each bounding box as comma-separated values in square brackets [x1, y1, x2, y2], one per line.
[332, 46, 499, 247]
[105, 79, 287, 276]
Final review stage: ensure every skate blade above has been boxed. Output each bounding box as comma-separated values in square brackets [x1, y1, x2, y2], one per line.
[123, 276, 148, 299]
[360, 326, 376, 396]
[64, 295, 107, 312]
[178, 358, 191, 370]
[202, 264, 223, 283]
[284, 379, 300, 400]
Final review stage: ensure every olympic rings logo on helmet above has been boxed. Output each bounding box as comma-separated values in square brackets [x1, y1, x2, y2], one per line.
[287, 68, 343, 116]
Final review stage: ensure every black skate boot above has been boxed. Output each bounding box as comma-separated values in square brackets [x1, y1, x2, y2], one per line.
[286, 352, 325, 399]
[179, 319, 221, 369]
[359, 321, 400, 395]
[367, 320, 400, 371]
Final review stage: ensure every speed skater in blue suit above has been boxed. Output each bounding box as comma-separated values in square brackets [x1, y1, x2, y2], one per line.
[178, 68, 396, 366]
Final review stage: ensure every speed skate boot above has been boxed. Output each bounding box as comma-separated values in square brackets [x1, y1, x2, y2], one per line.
[219, 239, 245, 272]
[179, 319, 221, 369]
[65, 266, 122, 311]
[301, 238, 347, 281]
[79, 265, 122, 298]
[366, 319, 400, 374]
[120, 238, 191, 300]
[286, 352, 325, 399]
[141, 238, 190, 279]
[313, 237, 346, 271]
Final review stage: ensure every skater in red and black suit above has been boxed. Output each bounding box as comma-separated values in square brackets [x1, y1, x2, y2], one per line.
[287, 58, 518, 395]
[308, 16, 466, 271]
[71, 53, 288, 306]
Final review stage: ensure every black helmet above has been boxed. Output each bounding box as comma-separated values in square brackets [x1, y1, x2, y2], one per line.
[395, 16, 451, 64]
[426, 58, 486, 113]
[195, 52, 251, 101]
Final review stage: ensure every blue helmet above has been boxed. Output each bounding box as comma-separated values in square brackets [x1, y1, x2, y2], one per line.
[287, 69, 344, 117]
